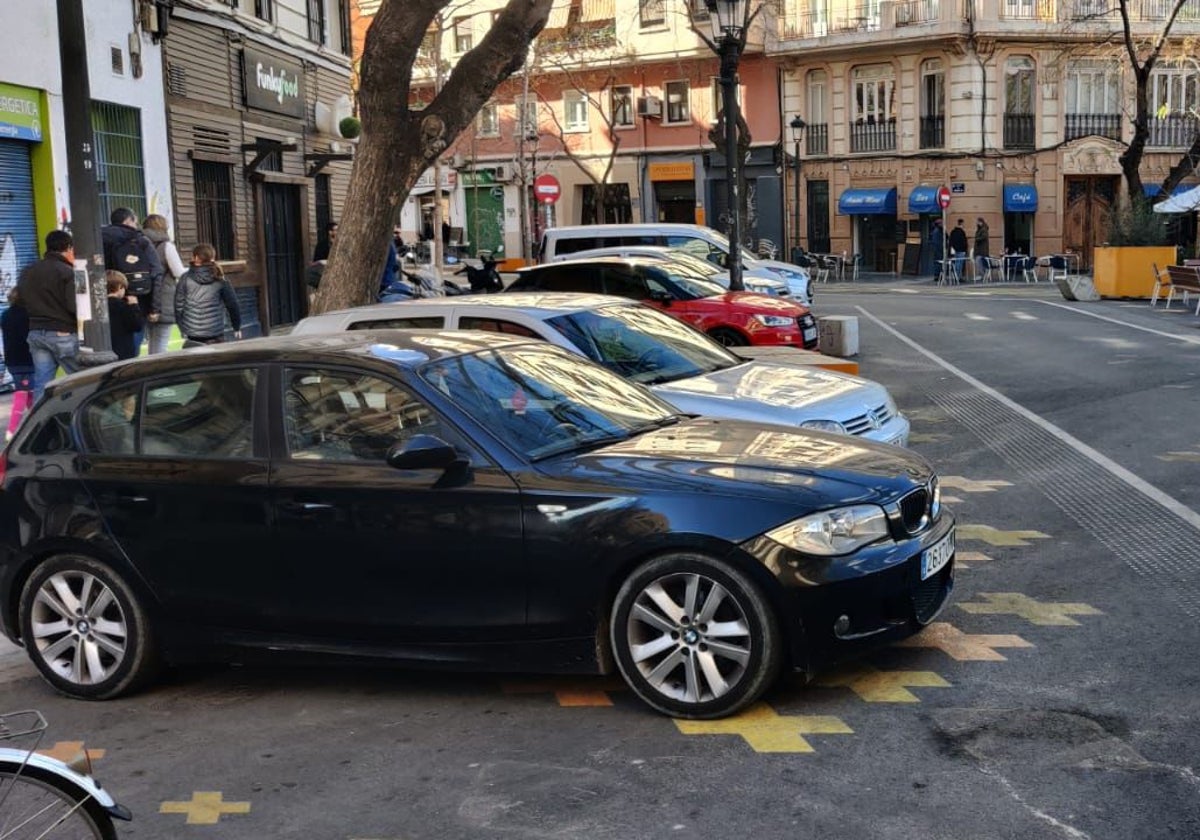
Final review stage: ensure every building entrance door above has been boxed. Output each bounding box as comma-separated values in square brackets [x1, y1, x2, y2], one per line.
[806, 180, 830, 254]
[262, 183, 305, 326]
[654, 180, 696, 223]
[1063, 176, 1118, 270]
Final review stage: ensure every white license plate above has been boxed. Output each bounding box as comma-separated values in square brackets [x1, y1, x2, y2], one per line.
[921, 530, 954, 580]
[803, 327, 818, 342]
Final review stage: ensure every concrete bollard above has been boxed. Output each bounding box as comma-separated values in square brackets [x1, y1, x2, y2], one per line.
[817, 315, 859, 357]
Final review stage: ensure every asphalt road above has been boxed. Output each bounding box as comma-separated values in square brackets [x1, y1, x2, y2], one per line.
[1, 283, 1198, 839]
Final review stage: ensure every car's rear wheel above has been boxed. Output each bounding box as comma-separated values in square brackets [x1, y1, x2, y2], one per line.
[610, 553, 781, 719]
[708, 327, 748, 347]
[19, 555, 158, 700]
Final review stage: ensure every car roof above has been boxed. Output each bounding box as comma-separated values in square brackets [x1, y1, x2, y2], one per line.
[518, 255, 673, 272]
[298, 293, 633, 326]
[44, 330, 530, 395]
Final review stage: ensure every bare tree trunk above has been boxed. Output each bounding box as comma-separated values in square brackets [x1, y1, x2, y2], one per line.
[313, 0, 552, 314]
[1120, 69, 1151, 203]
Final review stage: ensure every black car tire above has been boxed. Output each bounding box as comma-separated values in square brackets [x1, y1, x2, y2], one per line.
[610, 552, 781, 719]
[708, 328, 748, 347]
[19, 554, 159, 700]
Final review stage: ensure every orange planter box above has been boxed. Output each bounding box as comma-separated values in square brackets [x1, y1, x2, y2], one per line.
[1092, 246, 1177, 298]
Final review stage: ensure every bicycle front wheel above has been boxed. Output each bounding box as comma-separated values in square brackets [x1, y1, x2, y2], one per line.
[0, 765, 116, 840]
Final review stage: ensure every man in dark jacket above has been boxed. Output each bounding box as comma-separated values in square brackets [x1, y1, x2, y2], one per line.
[17, 230, 79, 401]
[101, 207, 162, 355]
[949, 219, 970, 282]
[930, 219, 945, 284]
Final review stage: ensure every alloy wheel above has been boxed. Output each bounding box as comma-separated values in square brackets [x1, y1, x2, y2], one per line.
[29, 571, 128, 687]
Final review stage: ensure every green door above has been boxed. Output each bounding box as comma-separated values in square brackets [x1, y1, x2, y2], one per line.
[464, 174, 505, 258]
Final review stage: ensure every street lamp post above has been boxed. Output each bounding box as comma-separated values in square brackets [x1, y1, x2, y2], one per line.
[789, 115, 806, 258]
[706, 0, 749, 292]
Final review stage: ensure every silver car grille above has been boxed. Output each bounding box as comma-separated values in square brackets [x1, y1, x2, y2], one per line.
[843, 403, 893, 436]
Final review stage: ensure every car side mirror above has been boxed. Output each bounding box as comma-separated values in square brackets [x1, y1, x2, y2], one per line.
[386, 434, 463, 470]
[649, 290, 673, 306]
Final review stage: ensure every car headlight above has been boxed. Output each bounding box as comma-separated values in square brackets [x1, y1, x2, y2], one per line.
[747, 283, 777, 296]
[799, 419, 847, 434]
[753, 314, 794, 327]
[766, 505, 891, 556]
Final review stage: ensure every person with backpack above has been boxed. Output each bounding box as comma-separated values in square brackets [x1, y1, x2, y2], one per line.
[142, 214, 186, 354]
[101, 207, 163, 356]
[2, 288, 34, 441]
[175, 243, 242, 346]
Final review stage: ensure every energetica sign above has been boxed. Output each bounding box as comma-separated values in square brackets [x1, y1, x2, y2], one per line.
[243, 47, 305, 119]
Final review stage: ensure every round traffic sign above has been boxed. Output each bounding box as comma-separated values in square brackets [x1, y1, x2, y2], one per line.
[534, 173, 562, 205]
[937, 186, 952, 209]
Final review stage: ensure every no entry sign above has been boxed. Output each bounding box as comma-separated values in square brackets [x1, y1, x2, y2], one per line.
[534, 173, 562, 205]
[937, 186, 952, 209]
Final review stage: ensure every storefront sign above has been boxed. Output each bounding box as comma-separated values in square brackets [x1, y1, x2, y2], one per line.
[649, 162, 694, 182]
[243, 48, 305, 119]
[0, 83, 42, 142]
[951, 182, 966, 194]
[413, 169, 457, 192]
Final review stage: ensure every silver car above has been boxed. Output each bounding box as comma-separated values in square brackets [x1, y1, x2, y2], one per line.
[292, 294, 910, 446]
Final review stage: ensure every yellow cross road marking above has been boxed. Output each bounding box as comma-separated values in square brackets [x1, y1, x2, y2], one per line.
[939, 476, 1014, 493]
[958, 592, 1103, 626]
[957, 550, 993, 569]
[36, 741, 105, 763]
[894, 621, 1033, 661]
[674, 703, 852, 753]
[160, 792, 251, 825]
[501, 677, 623, 707]
[958, 524, 1050, 546]
[909, 431, 950, 444]
[815, 663, 950, 702]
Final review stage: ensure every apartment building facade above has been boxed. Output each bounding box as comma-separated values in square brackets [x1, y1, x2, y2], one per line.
[774, 0, 1200, 272]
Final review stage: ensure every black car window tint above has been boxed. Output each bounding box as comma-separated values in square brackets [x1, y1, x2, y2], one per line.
[554, 238, 596, 256]
[600, 267, 648, 299]
[141, 370, 256, 458]
[283, 368, 443, 462]
[459, 317, 543, 339]
[23, 411, 77, 455]
[79, 388, 141, 455]
[348, 316, 444, 330]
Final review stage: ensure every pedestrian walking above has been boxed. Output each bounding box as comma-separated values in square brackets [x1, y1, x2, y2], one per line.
[1, 288, 34, 441]
[175, 244, 242, 346]
[950, 219, 969, 282]
[930, 219, 945, 284]
[105, 271, 145, 361]
[18, 230, 79, 402]
[101, 208, 162, 356]
[142, 214, 186, 354]
[974, 217, 991, 279]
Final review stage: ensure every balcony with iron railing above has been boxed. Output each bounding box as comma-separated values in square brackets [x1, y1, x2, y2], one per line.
[850, 119, 897, 152]
[919, 114, 944, 148]
[1148, 114, 1200, 147]
[1064, 113, 1121, 141]
[778, 0, 966, 42]
[806, 123, 829, 155]
[1004, 113, 1035, 149]
[997, 0, 1200, 22]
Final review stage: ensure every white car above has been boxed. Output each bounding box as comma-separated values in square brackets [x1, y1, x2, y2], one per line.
[551, 245, 791, 299]
[292, 293, 910, 446]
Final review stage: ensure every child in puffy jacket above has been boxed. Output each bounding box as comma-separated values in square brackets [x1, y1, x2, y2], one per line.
[175, 243, 241, 347]
[106, 270, 145, 360]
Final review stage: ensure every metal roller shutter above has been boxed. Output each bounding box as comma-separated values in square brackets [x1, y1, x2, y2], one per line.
[0, 139, 39, 391]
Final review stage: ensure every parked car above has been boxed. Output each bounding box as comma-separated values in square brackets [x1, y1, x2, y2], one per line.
[0, 331, 953, 719]
[550, 245, 792, 299]
[292, 294, 910, 446]
[537, 223, 812, 303]
[506, 256, 818, 349]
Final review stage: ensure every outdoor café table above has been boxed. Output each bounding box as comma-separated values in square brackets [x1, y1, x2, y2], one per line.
[1003, 254, 1028, 282]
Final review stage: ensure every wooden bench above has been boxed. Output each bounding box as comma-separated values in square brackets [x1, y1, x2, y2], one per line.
[1164, 265, 1200, 315]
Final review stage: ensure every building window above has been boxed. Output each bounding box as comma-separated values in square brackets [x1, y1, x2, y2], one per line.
[254, 137, 283, 172]
[564, 90, 589, 132]
[664, 80, 690, 124]
[516, 96, 539, 139]
[1149, 63, 1200, 146]
[338, 0, 351, 56]
[255, 0, 273, 23]
[1004, 56, 1036, 149]
[1065, 62, 1120, 140]
[307, 0, 326, 45]
[315, 174, 332, 243]
[611, 85, 635, 128]
[193, 161, 236, 260]
[640, 0, 666, 26]
[709, 79, 744, 125]
[920, 58, 945, 149]
[453, 16, 472, 53]
[477, 102, 499, 137]
[806, 70, 828, 154]
[850, 64, 896, 152]
[581, 183, 633, 225]
[91, 101, 147, 222]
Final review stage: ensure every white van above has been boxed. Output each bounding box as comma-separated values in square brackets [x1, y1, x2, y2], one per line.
[538, 223, 811, 304]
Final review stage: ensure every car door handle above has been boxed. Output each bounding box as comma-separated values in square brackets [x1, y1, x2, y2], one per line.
[279, 501, 335, 513]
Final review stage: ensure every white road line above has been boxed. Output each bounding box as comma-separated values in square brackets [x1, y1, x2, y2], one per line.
[1031, 299, 1200, 346]
[891, 288, 921, 294]
[856, 305, 1200, 534]
[965, 313, 990, 321]
[1012, 311, 1037, 320]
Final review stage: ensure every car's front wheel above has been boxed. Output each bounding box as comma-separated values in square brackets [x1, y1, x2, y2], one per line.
[708, 327, 748, 347]
[19, 554, 159, 700]
[610, 553, 781, 719]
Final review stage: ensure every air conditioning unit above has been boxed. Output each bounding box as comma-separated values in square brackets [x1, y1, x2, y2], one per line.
[492, 164, 512, 182]
[637, 95, 663, 119]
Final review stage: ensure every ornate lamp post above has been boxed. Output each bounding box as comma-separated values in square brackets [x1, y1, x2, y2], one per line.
[706, 0, 749, 291]
[789, 115, 806, 257]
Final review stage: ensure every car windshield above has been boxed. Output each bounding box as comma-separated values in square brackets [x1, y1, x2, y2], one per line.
[656, 271, 727, 299]
[418, 344, 679, 461]
[547, 305, 740, 385]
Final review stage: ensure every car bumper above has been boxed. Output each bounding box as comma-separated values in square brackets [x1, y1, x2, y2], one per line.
[742, 510, 956, 675]
[860, 414, 911, 447]
[744, 321, 819, 350]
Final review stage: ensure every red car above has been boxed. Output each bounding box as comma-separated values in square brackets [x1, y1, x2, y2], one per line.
[507, 256, 818, 348]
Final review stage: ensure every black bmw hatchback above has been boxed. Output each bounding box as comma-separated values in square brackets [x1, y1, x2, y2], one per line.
[0, 331, 954, 719]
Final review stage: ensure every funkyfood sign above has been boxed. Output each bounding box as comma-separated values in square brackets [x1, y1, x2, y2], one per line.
[243, 47, 305, 119]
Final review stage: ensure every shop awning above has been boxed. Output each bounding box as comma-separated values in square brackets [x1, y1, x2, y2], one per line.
[1152, 184, 1200, 213]
[1003, 184, 1038, 213]
[1144, 183, 1191, 198]
[837, 187, 897, 215]
[908, 186, 940, 215]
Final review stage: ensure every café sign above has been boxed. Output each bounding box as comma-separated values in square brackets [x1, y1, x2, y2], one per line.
[243, 47, 305, 119]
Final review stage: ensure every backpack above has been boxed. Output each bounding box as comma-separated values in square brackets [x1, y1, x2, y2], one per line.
[114, 235, 154, 296]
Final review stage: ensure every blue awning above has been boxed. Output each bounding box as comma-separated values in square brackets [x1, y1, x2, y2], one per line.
[907, 186, 941, 215]
[1144, 183, 1191, 198]
[838, 187, 897, 216]
[1003, 184, 1038, 213]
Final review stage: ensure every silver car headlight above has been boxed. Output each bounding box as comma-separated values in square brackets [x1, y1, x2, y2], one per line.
[753, 314, 795, 327]
[800, 419, 847, 434]
[766, 505, 892, 556]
